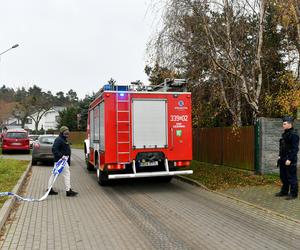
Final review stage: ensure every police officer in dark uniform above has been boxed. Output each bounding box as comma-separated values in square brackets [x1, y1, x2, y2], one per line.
[276, 116, 299, 200]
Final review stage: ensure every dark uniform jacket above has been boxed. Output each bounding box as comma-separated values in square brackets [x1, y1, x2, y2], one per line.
[52, 133, 71, 165]
[279, 128, 299, 164]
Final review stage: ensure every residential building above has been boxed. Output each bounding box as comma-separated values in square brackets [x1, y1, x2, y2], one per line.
[2, 106, 65, 132]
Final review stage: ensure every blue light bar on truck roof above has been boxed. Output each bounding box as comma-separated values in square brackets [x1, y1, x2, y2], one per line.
[102, 84, 129, 91]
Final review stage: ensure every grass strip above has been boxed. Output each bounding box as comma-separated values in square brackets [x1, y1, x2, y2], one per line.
[189, 160, 280, 191]
[71, 143, 84, 150]
[0, 158, 29, 208]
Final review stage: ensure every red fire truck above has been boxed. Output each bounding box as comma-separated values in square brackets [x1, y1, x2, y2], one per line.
[84, 79, 193, 185]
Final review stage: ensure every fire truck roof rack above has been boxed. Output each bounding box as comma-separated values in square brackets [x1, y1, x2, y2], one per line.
[130, 78, 188, 92]
[153, 78, 188, 92]
[96, 78, 188, 97]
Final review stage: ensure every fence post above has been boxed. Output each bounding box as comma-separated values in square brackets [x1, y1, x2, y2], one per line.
[254, 118, 261, 174]
[221, 127, 224, 166]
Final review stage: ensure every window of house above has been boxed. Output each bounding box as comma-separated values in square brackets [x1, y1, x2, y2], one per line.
[26, 118, 32, 124]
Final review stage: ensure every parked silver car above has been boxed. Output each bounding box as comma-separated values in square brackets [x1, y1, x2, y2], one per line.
[28, 134, 39, 149]
[32, 135, 58, 165]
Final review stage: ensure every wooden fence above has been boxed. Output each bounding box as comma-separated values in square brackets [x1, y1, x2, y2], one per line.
[193, 127, 255, 171]
[69, 128, 255, 171]
[69, 131, 86, 145]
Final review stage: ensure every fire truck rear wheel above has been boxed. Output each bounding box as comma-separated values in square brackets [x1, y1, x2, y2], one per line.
[97, 168, 109, 186]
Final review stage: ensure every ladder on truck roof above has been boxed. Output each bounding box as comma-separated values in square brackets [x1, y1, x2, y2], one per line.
[116, 87, 131, 163]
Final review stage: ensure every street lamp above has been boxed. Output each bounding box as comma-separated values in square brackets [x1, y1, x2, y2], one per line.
[0, 44, 19, 85]
[0, 44, 19, 56]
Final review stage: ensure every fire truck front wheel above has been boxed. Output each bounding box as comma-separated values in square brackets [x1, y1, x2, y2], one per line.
[97, 168, 109, 186]
[86, 154, 94, 171]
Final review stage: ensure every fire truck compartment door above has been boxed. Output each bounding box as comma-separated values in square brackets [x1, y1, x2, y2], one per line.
[132, 99, 167, 149]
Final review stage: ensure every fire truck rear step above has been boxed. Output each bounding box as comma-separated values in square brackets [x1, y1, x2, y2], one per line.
[108, 158, 192, 179]
[108, 171, 193, 179]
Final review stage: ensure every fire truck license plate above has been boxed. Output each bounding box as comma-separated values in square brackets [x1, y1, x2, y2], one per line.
[140, 161, 158, 167]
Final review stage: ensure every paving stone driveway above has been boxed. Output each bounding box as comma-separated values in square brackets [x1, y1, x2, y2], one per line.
[0, 149, 300, 249]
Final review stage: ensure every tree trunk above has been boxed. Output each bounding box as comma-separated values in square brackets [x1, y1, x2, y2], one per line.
[235, 86, 242, 127]
[35, 123, 39, 133]
[21, 118, 27, 129]
[292, 1, 300, 80]
[254, 0, 266, 117]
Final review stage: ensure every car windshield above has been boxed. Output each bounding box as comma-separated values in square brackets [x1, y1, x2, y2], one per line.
[6, 132, 27, 139]
[39, 137, 56, 144]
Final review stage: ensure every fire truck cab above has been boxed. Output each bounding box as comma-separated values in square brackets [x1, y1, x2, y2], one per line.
[84, 79, 193, 185]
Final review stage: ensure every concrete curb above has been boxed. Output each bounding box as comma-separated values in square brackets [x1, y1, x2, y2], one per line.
[0, 161, 32, 231]
[175, 175, 300, 224]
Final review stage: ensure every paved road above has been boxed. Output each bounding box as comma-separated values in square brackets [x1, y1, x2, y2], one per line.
[1, 149, 300, 249]
[0, 152, 31, 161]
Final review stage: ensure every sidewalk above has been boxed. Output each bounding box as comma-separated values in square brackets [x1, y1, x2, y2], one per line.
[219, 167, 300, 221]
[0, 160, 156, 250]
[222, 184, 300, 221]
[182, 162, 300, 222]
[179, 168, 300, 221]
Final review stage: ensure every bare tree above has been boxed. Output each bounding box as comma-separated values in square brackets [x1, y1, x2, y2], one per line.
[13, 86, 54, 132]
[28, 90, 54, 133]
[282, 0, 300, 80]
[13, 95, 33, 128]
[148, 0, 268, 125]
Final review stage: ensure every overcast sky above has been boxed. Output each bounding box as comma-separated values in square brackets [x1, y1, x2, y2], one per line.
[0, 0, 160, 98]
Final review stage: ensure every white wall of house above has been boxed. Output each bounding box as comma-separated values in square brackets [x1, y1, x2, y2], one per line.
[4, 107, 65, 132]
[26, 109, 59, 130]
